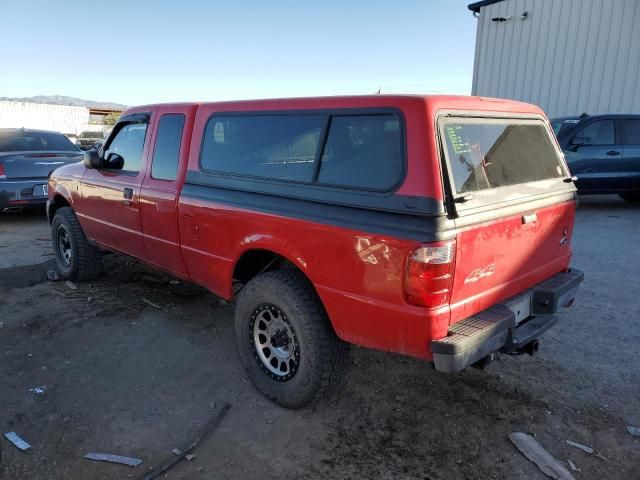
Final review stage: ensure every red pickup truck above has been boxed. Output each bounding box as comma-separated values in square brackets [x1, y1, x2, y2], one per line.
[47, 95, 583, 408]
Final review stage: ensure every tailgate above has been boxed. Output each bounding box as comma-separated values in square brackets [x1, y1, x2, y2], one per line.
[449, 198, 575, 323]
[438, 115, 577, 324]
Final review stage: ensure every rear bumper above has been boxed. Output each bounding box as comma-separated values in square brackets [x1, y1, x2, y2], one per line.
[430, 269, 584, 373]
[1, 179, 48, 210]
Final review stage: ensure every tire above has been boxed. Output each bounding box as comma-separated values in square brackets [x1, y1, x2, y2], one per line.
[234, 269, 349, 409]
[51, 207, 101, 281]
[619, 193, 640, 203]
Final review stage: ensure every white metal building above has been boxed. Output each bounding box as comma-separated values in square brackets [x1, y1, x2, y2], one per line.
[0, 101, 122, 135]
[468, 0, 640, 118]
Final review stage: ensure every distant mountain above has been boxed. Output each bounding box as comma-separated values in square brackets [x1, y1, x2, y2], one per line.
[0, 95, 127, 110]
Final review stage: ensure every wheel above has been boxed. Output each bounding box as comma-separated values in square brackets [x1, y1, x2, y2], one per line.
[51, 207, 101, 281]
[619, 193, 640, 203]
[234, 269, 349, 408]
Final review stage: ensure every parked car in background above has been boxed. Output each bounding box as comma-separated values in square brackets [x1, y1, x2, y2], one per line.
[47, 95, 583, 408]
[75, 130, 104, 151]
[552, 114, 640, 202]
[0, 128, 83, 212]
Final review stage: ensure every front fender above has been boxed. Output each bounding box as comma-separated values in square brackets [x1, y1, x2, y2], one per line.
[47, 182, 75, 222]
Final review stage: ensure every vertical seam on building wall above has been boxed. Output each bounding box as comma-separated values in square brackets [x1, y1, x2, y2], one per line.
[588, 0, 606, 113]
[574, 0, 593, 114]
[555, 0, 573, 117]
[585, 0, 604, 114]
[480, 7, 491, 95]
[498, 1, 515, 98]
[602, 0, 624, 113]
[573, 0, 594, 115]
[533, 0, 550, 106]
[561, 1, 576, 115]
[622, 0, 638, 109]
[614, 0, 634, 112]
[497, 0, 508, 97]
[598, 0, 617, 112]
[482, 5, 492, 95]
[521, 0, 539, 103]
[493, 0, 507, 97]
[544, 0, 563, 116]
[497, 1, 505, 98]
[629, 1, 640, 111]
[517, 0, 533, 101]
[514, 0, 526, 100]
[483, 5, 496, 96]
[471, 11, 483, 95]
[501, 0, 516, 98]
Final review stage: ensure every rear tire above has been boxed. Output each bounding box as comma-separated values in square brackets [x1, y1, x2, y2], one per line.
[619, 193, 640, 203]
[234, 269, 349, 409]
[51, 207, 101, 281]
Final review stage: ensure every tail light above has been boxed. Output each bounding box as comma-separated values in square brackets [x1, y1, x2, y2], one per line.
[404, 241, 456, 308]
[0, 163, 5, 179]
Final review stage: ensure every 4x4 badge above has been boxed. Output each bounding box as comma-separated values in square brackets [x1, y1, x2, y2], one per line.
[464, 264, 496, 284]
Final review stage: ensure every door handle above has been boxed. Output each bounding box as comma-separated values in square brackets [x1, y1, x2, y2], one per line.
[123, 187, 134, 206]
[522, 212, 537, 224]
[606, 150, 620, 156]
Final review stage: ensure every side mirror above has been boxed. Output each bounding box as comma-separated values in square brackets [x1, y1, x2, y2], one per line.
[83, 149, 102, 169]
[567, 140, 586, 152]
[105, 153, 125, 170]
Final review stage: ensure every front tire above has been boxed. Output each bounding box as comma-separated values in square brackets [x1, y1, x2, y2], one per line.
[234, 269, 348, 409]
[51, 207, 101, 281]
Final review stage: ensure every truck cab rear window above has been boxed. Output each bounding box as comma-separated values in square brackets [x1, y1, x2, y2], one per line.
[151, 114, 185, 181]
[441, 119, 565, 194]
[200, 112, 403, 190]
[318, 115, 402, 190]
[200, 115, 324, 182]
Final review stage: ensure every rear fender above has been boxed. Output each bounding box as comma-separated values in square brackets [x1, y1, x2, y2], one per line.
[232, 234, 316, 289]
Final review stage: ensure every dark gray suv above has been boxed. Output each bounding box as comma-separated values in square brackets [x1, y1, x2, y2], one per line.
[552, 114, 640, 202]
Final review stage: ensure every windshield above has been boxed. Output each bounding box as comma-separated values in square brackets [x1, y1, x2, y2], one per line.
[441, 118, 566, 194]
[551, 121, 564, 135]
[551, 118, 581, 138]
[0, 131, 80, 152]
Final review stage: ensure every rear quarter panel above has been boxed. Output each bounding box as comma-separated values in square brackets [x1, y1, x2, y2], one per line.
[178, 195, 447, 358]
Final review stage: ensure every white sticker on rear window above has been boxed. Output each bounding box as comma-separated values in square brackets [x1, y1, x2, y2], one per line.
[444, 124, 471, 154]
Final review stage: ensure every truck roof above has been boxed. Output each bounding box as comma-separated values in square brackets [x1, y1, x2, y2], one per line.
[124, 95, 546, 117]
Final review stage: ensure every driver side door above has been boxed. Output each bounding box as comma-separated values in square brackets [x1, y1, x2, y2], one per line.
[78, 114, 151, 260]
[564, 119, 622, 193]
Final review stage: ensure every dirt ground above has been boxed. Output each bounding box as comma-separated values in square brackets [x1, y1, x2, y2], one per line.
[1, 197, 639, 480]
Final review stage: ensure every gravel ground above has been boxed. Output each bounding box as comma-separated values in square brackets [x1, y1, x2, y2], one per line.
[0, 207, 52, 269]
[0, 195, 639, 479]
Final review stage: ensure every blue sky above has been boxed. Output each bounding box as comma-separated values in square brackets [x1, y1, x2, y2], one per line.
[1, 0, 477, 106]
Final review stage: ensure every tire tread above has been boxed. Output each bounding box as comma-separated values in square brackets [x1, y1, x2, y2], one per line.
[234, 269, 348, 408]
[52, 207, 101, 281]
